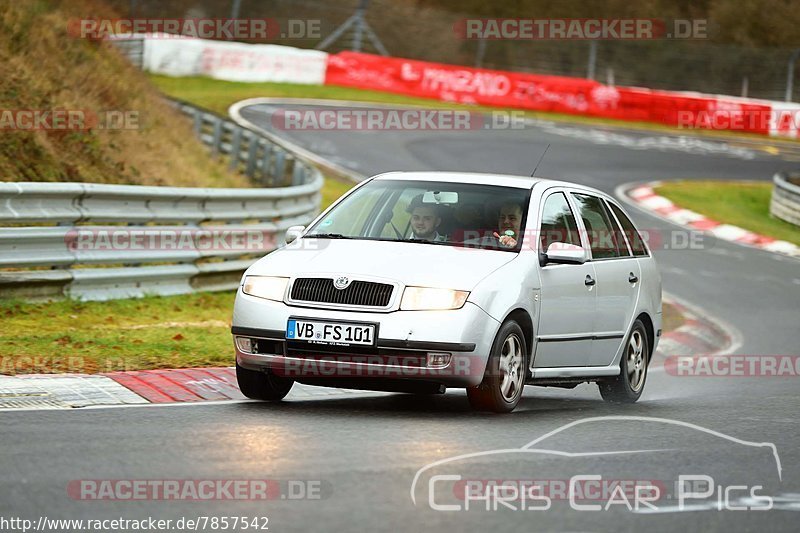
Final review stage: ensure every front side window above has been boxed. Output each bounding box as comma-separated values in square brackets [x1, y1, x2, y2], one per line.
[539, 192, 582, 251]
[306, 180, 531, 251]
[571, 193, 624, 259]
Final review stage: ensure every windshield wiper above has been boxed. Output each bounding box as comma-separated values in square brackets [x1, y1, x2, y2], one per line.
[305, 233, 351, 239]
[377, 238, 449, 245]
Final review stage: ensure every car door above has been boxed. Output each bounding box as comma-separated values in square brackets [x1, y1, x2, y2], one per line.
[533, 190, 597, 368]
[570, 193, 642, 367]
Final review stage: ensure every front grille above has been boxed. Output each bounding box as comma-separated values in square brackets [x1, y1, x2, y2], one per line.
[290, 278, 393, 307]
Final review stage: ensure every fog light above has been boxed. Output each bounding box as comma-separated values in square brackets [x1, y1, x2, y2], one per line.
[426, 352, 451, 368]
[235, 336, 253, 354]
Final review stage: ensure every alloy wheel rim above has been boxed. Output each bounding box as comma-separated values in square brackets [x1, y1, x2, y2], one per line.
[627, 330, 646, 392]
[498, 334, 524, 402]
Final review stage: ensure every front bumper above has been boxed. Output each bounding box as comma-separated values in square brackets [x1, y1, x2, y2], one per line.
[232, 289, 500, 387]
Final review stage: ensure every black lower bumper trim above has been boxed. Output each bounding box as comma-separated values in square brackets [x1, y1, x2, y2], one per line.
[232, 326, 476, 352]
[231, 326, 285, 339]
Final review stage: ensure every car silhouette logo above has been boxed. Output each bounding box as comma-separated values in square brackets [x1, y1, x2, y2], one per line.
[334, 276, 350, 290]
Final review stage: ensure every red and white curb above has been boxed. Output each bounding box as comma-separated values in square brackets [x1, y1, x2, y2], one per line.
[623, 181, 800, 258]
[0, 368, 383, 410]
[651, 294, 739, 372]
[0, 293, 735, 410]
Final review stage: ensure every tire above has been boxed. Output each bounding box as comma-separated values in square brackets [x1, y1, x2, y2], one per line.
[467, 321, 528, 413]
[598, 319, 649, 403]
[236, 363, 294, 401]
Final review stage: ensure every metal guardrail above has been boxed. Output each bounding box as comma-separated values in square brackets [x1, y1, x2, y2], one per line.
[0, 100, 325, 301]
[0, 179, 322, 301]
[110, 36, 144, 69]
[770, 172, 800, 227]
[175, 101, 317, 187]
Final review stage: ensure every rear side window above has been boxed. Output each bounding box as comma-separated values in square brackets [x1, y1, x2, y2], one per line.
[539, 192, 582, 251]
[608, 202, 649, 256]
[571, 193, 624, 259]
[602, 200, 632, 258]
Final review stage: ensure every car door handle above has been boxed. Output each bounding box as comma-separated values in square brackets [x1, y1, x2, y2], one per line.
[585, 275, 596, 286]
[628, 272, 639, 283]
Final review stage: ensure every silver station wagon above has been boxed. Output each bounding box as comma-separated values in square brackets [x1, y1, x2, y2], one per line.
[232, 171, 662, 412]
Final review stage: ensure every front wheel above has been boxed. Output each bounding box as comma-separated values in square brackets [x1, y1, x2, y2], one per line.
[467, 321, 528, 413]
[598, 319, 649, 403]
[236, 363, 294, 401]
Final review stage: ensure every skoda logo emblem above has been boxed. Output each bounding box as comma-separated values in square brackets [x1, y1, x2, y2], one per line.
[334, 276, 351, 290]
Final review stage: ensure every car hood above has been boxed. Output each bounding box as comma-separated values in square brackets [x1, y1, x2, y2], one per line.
[246, 239, 516, 290]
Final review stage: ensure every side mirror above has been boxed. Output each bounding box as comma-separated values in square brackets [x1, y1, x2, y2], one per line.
[285, 225, 305, 244]
[541, 242, 587, 266]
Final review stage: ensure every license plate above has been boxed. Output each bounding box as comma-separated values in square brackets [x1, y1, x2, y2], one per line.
[286, 318, 376, 346]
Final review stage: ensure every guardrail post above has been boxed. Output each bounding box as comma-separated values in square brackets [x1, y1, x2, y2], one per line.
[245, 131, 259, 178]
[229, 127, 243, 170]
[273, 148, 287, 185]
[292, 163, 305, 185]
[192, 109, 202, 136]
[211, 117, 223, 157]
[261, 143, 274, 185]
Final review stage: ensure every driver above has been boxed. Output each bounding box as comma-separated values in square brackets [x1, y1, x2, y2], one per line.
[407, 195, 446, 242]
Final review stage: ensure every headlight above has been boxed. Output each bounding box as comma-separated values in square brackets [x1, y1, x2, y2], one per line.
[242, 276, 289, 301]
[400, 287, 469, 311]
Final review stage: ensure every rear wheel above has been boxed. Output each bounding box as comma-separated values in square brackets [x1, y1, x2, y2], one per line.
[598, 319, 648, 403]
[236, 363, 294, 401]
[467, 321, 528, 413]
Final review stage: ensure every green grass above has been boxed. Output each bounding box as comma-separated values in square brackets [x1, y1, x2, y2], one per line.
[662, 302, 684, 333]
[320, 174, 355, 210]
[0, 292, 237, 375]
[149, 74, 798, 145]
[655, 180, 800, 246]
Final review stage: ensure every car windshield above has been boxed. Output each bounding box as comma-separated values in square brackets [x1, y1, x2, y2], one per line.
[305, 179, 531, 251]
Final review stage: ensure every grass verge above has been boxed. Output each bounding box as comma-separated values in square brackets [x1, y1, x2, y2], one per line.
[0, 1, 249, 187]
[0, 292, 236, 375]
[661, 301, 684, 333]
[320, 174, 356, 210]
[0, 292, 684, 375]
[655, 180, 800, 246]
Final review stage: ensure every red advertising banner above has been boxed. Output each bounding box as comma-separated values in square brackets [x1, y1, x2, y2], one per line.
[324, 52, 773, 135]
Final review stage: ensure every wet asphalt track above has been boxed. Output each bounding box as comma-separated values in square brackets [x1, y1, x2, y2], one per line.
[2, 102, 799, 532]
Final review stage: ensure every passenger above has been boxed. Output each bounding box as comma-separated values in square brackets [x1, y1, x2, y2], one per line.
[493, 202, 523, 248]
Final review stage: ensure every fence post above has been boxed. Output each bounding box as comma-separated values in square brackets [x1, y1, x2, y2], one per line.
[786, 49, 800, 102]
[475, 38, 487, 68]
[587, 40, 598, 80]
